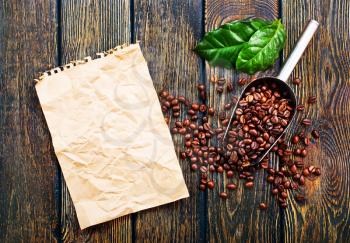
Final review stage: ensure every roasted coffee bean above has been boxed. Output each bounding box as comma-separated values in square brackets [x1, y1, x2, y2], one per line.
[179, 128, 187, 134]
[296, 104, 305, 111]
[216, 86, 223, 93]
[199, 184, 206, 190]
[224, 103, 232, 110]
[308, 96, 317, 104]
[220, 192, 228, 199]
[245, 181, 254, 188]
[173, 112, 180, 118]
[191, 164, 198, 171]
[304, 137, 310, 146]
[197, 84, 205, 91]
[292, 77, 302, 85]
[302, 168, 310, 176]
[217, 166, 224, 173]
[314, 167, 321, 176]
[281, 191, 288, 199]
[311, 129, 320, 139]
[272, 188, 279, 195]
[259, 203, 268, 210]
[208, 107, 215, 116]
[267, 175, 275, 183]
[294, 148, 301, 156]
[171, 127, 178, 134]
[290, 165, 297, 174]
[238, 78, 247, 86]
[299, 176, 305, 185]
[207, 180, 214, 189]
[159, 90, 169, 98]
[191, 103, 199, 111]
[226, 170, 234, 178]
[178, 95, 186, 103]
[199, 104, 207, 112]
[226, 183, 237, 190]
[292, 135, 300, 144]
[295, 194, 305, 202]
[227, 82, 234, 92]
[183, 119, 190, 126]
[219, 111, 226, 120]
[200, 166, 208, 173]
[301, 149, 307, 157]
[302, 118, 312, 126]
[175, 121, 182, 128]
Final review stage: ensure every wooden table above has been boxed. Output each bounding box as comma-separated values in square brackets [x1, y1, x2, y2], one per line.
[1, 0, 349, 242]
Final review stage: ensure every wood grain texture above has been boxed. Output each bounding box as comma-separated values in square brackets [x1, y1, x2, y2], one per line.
[0, 0, 59, 242]
[204, 1, 281, 242]
[133, 0, 205, 242]
[282, 0, 350, 242]
[60, 0, 132, 242]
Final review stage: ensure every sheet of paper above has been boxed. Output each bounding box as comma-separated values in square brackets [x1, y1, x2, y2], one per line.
[35, 43, 189, 229]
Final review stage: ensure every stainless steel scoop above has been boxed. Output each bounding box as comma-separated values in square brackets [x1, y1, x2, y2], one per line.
[222, 19, 319, 166]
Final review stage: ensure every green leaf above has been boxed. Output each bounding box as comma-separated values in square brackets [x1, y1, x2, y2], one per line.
[194, 18, 271, 68]
[236, 19, 286, 74]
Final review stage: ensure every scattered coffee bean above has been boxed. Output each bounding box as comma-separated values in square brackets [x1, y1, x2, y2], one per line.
[226, 183, 237, 190]
[220, 192, 228, 199]
[292, 135, 300, 144]
[311, 129, 320, 139]
[302, 118, 312, 126]
[308, 95, 317, 104]
[227, 82, 234, 92]
[292, 77, 302, 85]
[296, 104, 305, 111]
[207, 180, 215, 189]
[245, 181, 254, 188]
[238, 78, 247, 86]
[259, 203, 268, 210]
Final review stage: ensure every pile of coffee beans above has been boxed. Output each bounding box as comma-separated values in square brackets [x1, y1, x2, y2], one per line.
[224, 83, 293, 168]
[158, 76, 321, 209]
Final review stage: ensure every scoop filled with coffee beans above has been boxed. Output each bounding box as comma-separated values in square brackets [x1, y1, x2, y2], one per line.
[222, 20, 319, 167]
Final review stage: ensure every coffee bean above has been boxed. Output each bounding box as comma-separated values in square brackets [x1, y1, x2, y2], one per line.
[207, 180, 214, 189]
[197, 84, 205, 91]
[171, 127, 178, 134]
[259, 203, 268, 210]
[292, 77, 302, 85]
[295, 194, 305, 202]
[191, 103, 199, 111]
[173, 112, 180, 118]
[227, 82, 234, 92]
[208, 107, 215, 116]
[191, 164, 198, 171]
[296, 104, 305, 111]
[199, 104, 207, 112]
[290, 165, 297, 174]
[217, 166, 224, 173]
[216, 86, 223, 93]
[308, 96, 317, 104]
[311, 130, 320, 139]
[272, 188, 279, 195]
[304, 137, 310, 146]
[314, 167, 321, 176]
[245, 181, 254, 188]
[281, 191, 288, 199]
[238, 78, 247, 86]
[179, 128, 187, 134]
[200, 166, 208, 173]
[226, 183, 237, 190]
[301, 149, 307, 157]
[178, 96, 186, 103]
[220, 192, 228, 199]
[294, 148, 301, 155]
[160, 90, 169, 98]
[226, 170, 234, 178]
[199, 184, 206, 190]
[302, 118, 312, 126]
[292, 135, 300, 144]
[299, 176, 305, 185]
[224, 103, 232, 110]
[267, 175, 275, 183]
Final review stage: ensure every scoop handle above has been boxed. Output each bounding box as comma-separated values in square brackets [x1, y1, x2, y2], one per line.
[277, 20, 319, 82]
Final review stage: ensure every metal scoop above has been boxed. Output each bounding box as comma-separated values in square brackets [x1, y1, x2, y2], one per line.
[222, 20, 319, 166]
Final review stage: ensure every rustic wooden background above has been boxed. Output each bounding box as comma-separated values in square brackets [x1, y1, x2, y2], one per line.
[1, 0, 349, 242]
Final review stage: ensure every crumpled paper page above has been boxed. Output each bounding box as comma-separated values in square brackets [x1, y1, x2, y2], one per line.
[35, 43, 189, 229]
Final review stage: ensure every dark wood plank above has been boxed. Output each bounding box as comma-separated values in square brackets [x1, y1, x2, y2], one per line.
[133, 0, 205, 242]
[0, 0, 60, 241]
[204, 1, 281, 242]
[282, 0, 350, 242]
[60, 1, 132, 241]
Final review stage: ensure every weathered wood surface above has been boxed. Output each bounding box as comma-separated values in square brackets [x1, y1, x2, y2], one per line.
[133, 0, 205, 242]
[0, 0, 349, 242]
[0, 0, 60, 242]
[60, 0, 132, 242]
[204, 1, 282, 242]
[282, 0, 350, 242]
